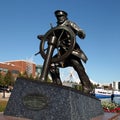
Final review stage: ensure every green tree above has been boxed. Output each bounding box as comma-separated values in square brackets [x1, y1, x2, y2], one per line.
[4, 70, 14, 86]
[29, 74, 34, 79]
[34, 75, 39, 80]
[74, 84, 83, 91]
[18, 72, 22, 77]
[0, 72, 5, 86]
[22, 71, 29, 78]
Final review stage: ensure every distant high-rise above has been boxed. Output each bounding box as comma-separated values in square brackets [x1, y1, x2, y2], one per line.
[113, 81, 120, 90]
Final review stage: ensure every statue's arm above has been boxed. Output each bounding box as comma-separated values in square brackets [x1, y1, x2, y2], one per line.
[69, 21, 86, 39]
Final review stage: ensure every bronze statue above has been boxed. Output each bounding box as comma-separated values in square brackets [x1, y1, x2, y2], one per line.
[37, 10, 93, 93]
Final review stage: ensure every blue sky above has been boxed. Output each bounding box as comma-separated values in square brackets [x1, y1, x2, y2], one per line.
[0, 0, 120, 84]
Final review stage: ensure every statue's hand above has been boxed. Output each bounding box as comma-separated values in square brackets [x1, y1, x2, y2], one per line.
[78, 31, 86, 39]
[37, 35, 44, 40]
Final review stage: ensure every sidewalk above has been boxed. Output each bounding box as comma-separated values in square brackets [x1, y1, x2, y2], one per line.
[91, 112, 120, 120]
[0, 93, 10, 102]
[0, 112, 120, 120]
[0, 113, 31, 120]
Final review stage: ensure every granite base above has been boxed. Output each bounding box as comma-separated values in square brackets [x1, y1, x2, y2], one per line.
[4, 78, 103, 120]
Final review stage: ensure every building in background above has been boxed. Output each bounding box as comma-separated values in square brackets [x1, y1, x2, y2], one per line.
[0, 60, 36, 78]
[112, 81, 120, 90]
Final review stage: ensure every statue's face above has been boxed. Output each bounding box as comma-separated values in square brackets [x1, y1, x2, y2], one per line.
[57, 15, 66, 24]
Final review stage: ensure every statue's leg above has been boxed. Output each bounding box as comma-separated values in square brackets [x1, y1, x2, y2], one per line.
[70, 59, 92, 93]
[49, 64, 62, 85]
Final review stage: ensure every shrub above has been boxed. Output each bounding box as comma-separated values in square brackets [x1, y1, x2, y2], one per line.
[101, 101, 120, 112]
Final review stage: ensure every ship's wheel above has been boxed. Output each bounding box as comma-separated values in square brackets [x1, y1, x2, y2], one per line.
[40, 26, 76, 63]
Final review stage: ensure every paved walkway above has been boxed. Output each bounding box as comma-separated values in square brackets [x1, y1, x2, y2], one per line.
[0, 112, 120, 120]
[91, 112, 120, 120]
[0, 93, 10, 101]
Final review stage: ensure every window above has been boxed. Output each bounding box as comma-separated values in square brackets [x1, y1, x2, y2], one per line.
[11, 70, 19, 74]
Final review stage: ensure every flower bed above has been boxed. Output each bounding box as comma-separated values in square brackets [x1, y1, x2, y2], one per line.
[101, 101, 120, 113]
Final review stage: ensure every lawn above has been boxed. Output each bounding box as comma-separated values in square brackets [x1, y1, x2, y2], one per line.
[0, 100, 8, 112]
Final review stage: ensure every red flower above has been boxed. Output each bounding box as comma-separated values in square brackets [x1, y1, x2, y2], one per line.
[114, 107, 120, 112]
[103, 107, 120, 113]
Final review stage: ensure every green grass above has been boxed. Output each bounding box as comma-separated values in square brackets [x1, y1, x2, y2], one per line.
[0, 100, 8, 112]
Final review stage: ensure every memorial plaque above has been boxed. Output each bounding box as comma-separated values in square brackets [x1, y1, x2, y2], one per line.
[23, 94, 48, 110]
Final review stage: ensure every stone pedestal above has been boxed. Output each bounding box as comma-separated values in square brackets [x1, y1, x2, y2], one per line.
[4, 78, 103, 120]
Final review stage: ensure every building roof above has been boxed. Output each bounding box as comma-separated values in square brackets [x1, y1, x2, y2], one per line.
[3, 60, 35, 64]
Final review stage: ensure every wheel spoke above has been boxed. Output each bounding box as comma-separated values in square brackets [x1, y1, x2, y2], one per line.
[57, 29, 64, 41]
[52, 31, 56, 36]
[44, 48, 48, 52]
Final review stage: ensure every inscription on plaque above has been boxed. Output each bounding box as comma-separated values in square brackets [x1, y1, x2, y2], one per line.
[23, 94, 48, 110]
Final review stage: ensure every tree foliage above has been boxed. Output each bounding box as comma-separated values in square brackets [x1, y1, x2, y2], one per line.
[0, 72, 5, 86]
[22, 71, 29, 78]
[4, 70, 15, 86]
